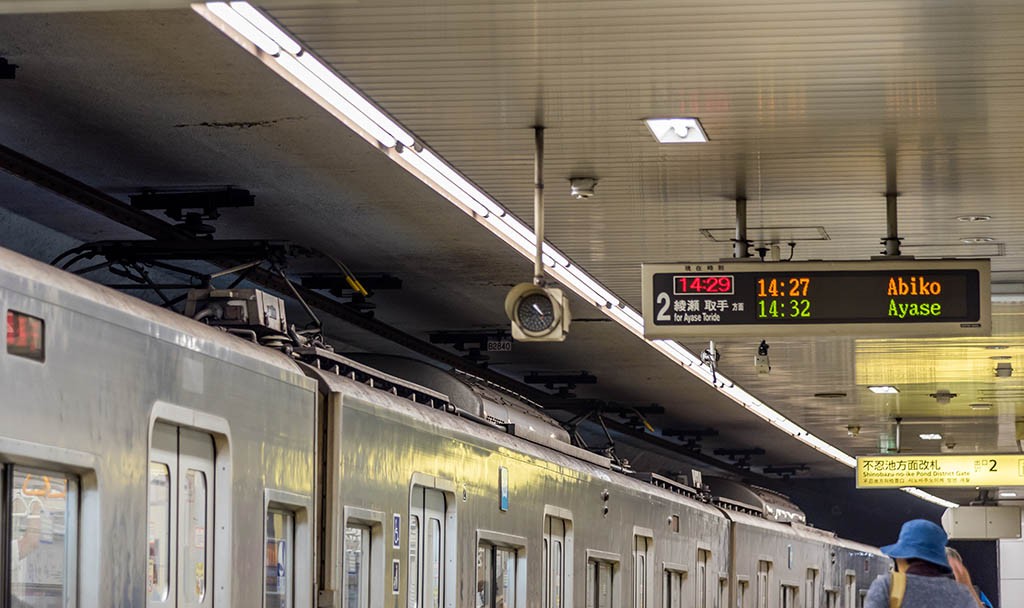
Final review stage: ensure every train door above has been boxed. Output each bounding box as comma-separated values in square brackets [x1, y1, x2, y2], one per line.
[543, 516, 571, 608]
[409, 487, 448, 608]
[148, 423, 215, 608]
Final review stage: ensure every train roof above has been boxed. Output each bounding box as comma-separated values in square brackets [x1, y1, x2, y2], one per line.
[0, 246, 311, 387]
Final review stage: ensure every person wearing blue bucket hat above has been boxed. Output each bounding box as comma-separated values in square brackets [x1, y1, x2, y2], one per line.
[864, 519, 980, 608]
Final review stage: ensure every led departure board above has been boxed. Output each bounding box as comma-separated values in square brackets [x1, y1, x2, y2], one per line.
[641, 260, 991, 338]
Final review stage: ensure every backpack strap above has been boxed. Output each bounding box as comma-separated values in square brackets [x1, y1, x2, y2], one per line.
[889, 570, 907, 608]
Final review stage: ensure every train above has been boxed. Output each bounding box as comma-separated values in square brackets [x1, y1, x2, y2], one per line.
[0, 244, 888, 607]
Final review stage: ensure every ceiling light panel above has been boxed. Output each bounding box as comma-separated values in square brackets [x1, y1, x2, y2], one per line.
[919, 433, 943, 440]
[868, 385, 900, 394]
[644, 118, 709, 143]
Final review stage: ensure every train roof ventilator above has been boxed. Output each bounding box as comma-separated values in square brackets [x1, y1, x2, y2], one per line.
[505, 126, 571, 342]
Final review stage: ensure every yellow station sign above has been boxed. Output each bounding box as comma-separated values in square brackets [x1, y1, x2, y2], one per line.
[857, 454, 1024, 488]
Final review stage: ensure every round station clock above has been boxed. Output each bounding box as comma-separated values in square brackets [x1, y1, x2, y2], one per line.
[504, 283, 570, 342]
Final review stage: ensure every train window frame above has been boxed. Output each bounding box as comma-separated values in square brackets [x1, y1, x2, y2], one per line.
[804, 568, 819, 608]
[475, 530, 527, 608]
[661, 563, 687, 608]
[736, 577, 750, 608]
[263, 490, 313, 608]
[695, 547, 712, 608]
[342, 506, 386, 608]
[779, 583, 799, 608]
[4, 464, 80, 608]
[585, 549, 620, 608]
[843, 571, 857, 608]
[755, 559, 773, 608]
[823, 588, 838, 608]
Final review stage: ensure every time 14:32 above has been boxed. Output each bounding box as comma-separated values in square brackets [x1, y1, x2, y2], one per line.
[758, 299, 811, 318]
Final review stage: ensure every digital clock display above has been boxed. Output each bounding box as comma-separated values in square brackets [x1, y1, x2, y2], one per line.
[641, 260, 991, 338]
[674, 275, 734, 295]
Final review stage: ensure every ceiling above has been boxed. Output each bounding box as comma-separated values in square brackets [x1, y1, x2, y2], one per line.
[1, 1, 1024, 506]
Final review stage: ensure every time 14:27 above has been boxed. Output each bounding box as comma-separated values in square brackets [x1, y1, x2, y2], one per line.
[757, 277, 811, 319]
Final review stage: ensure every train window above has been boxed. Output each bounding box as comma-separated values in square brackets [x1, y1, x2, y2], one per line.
[696, 549, 711, 608]
[843, 573, 856, 608]
[476, 542, 520, 608]
[543, 515, 571, 608]
[344, 524, 370, 608]
[736, 579, 749, 608]
[586, 558, 616, 608]
[755, 561, 772, 608]
[5, 466, 77, 608]
[148, 462, 171, 603]
[633, 535, 651, 608]
[266, 509, 295, 608]
[408, 515, 420, 608]
[823, 590, 838, 608]
[6, 309, 44, 362]
[148, 422, 216, 608]
[409, 486, 450, 608]
[183, 469, 208, 603]
[662, 569, 685, 608]
[780, 584, 798, 608]
[804, 569, 818, 608]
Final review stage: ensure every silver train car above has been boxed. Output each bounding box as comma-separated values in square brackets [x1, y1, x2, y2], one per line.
[0, 245, 888, 608]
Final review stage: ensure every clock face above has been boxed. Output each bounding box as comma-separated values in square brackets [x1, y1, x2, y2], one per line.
[516, 292, 556, 333]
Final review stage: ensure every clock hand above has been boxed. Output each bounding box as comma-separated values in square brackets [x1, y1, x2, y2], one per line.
[532, 303, 545, 316]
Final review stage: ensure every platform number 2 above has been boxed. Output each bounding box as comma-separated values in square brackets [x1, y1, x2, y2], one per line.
[656, 292, 671, 321]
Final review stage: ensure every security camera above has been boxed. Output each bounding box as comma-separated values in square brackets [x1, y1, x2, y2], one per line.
[569, 178, 597, 200]
[754, 340, 771, 374]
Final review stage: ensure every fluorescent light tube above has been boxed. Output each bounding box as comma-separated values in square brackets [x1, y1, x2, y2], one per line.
[295, 53, 414, 147]
[206, 2, 281, 56]
[230, 2, 302, 55]
[274, 54, 398, 148]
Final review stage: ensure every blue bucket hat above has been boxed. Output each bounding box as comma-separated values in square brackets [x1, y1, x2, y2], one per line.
[881, 519, 951, 570]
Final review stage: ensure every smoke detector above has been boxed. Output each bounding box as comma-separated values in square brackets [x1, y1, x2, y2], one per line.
[569, 178, 598, 199]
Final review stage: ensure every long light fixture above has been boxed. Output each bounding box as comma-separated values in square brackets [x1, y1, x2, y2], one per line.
[194, 1, 957, 509]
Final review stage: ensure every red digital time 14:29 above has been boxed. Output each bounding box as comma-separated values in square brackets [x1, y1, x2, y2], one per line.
[674, 275, 734, 295]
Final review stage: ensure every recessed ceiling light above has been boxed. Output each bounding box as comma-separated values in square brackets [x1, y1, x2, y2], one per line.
[961, 237, 995, 244]
[868, 385, 899, 394]
[1000, 491, 1018, 498]
[644, 118, 709, 144]
[919, 433, 943, 440]
[969, 402, 993, 411]
[956, 215, 992, 222]
[990, 355, 1012, 360]
[814, 392, 848, 398]
[985, 345, 1010, 350]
